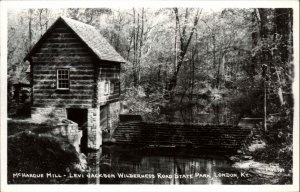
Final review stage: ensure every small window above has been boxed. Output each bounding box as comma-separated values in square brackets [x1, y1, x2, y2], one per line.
[104, 81, 110, 95]
[57, 68, 69, 90]
[110, 82, 114, 94]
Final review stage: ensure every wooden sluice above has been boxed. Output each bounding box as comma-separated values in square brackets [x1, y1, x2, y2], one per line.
[111, 121, 251, 153]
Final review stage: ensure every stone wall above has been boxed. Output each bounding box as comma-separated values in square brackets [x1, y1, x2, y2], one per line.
[49, 119, 82, 153]
[87, 108, 101, 150]
[31, 107, 103, 150]
[31, 107, 67, 122]
[87, 151, 101, 184]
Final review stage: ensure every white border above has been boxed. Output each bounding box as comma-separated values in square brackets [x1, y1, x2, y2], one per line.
[1, 1, 299, 192]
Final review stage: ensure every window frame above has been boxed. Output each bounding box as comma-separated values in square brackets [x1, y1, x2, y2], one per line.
[104, 81, 110, 95]
[56, 68, 70, 90]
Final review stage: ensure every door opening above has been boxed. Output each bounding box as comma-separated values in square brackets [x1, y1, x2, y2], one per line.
[67, 108, 88, 153]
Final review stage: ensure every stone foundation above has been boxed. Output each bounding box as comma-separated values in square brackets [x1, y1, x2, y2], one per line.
[30, 105, 120, 150]
[50, 119, 82, 153]
[87, 151, 101, 184]
[87, 108, 101, 150]
[31, 107, 67, 122]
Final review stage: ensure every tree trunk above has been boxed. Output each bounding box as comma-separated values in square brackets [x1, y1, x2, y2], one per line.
[168, 8, 201, 99]
[28, 9, 33, 51]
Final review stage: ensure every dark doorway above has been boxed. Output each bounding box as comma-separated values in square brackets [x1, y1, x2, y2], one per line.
[67, 108, 88, 128]
[67, 108, 88, 153]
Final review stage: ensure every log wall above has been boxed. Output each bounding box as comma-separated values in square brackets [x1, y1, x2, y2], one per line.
[96, 61, 121, 105]
[31, 22, 96, 108]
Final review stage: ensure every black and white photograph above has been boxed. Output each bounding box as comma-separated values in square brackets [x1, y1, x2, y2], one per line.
[0, 1, 299, 191]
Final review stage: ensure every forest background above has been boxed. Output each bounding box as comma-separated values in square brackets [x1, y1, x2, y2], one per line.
[7, 8, 294, 179]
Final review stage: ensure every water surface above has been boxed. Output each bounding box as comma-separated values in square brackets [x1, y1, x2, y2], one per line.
[86, 146, 242, 184]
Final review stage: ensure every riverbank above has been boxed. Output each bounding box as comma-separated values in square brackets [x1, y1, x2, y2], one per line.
[8, 130, 87, 184]
[229, 133, 292, 184]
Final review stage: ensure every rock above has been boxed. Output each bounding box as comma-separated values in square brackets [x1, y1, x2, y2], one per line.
[242, 155, 253, 160]
[248, 142, 266, 152]
[229, 156, 240, 162]
[233, 160, 285, 177]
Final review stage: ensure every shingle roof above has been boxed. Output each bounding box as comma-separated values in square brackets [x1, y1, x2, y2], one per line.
[24, 16, 126, 63]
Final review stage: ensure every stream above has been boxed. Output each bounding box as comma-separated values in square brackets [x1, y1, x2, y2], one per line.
[84, 146, 245, 184]
[83, 97, 248, 184]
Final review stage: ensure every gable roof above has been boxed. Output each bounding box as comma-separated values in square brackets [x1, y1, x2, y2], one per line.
[24, 16, 126, 63]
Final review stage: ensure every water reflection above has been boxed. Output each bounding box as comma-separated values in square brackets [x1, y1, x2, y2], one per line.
[86, 146, 240, 184]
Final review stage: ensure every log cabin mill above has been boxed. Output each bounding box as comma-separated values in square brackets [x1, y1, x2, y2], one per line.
[23, 16, 126, 150]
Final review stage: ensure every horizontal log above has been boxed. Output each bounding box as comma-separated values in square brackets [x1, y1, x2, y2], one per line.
[99, 78, 120, 82]
[33, 103, 92, 108]
[35, 95, 93, 100]
[40, 43, 83, 49]
[34, 52, 92, 58]
[36, 47, 90, 53]
[33, 89, 94, 94]
[34, 66, 94, 70]
[101, 73, 116, 78]
[34, 74, 94, 79]
[32, 57, 94, 63]
[32, 83, 95, 89]
[100, 73, 120, 78]
[33, 79, 55, 84]
[99, 67, 120, 71]
[34, 98, 93, 103]
[34, 70, 95, 75]
[53, 28, 70, 33]
[48, 33, 76, 38]
[108, 94, 120, 100]
[44, 37, 79, 43]
[33, 84, 94, 89]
